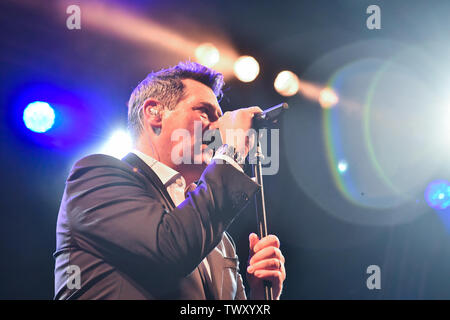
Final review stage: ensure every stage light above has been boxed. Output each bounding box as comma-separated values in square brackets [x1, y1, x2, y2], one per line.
[274, 71, 300, 96]
[23, 101, 55, 133]
[195, 43, 220, 68]
[425, 180, 450, 210]
[337, 160, 348, 173]
[100, 130, 132, 159]
[233, 56, 260, 82]
[319, 88, 339, 108]
[58, 1, 239, 79]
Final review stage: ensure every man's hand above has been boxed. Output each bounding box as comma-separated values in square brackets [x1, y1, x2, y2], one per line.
[213, 106, 262, 157]
[246, 233, 286, 300]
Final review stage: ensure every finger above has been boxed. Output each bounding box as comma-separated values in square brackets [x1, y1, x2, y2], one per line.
[253, 234, 280, 253]
[247, 106, 263, 114]
[247, 258, 282, 273]
[248, 233, 259, 256]
[250, 246, 285, 266]
[252, 269, 285, 300]
[253, 269, 285, 283]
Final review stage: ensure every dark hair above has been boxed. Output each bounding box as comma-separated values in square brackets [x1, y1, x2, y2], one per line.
[128, 61, 224, 140]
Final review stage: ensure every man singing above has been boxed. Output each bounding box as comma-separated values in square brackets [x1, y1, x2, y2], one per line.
[54, 61, 286, 299]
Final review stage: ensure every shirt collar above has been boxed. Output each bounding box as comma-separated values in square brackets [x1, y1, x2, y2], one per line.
[131, 149, 182, 186]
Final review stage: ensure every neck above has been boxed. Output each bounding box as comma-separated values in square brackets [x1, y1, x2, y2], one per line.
[135, 136, 202, 186]
[135, 135, 159, 161]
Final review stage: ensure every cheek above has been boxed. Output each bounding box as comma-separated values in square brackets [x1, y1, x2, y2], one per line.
[173, 113, 196, 130]
[164, 111, 204, 146]
[163, 114, 188, 135]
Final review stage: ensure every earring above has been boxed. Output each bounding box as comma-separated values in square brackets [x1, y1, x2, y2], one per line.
[150, 108, 161, 135]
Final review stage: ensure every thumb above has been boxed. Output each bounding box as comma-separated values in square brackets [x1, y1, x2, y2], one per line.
[249, 233, 259, 255]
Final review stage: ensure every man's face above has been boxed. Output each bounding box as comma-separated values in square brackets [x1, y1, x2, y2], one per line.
[157, 78, 223, 170]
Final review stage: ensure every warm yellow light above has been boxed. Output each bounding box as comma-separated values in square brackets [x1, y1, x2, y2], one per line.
[319, 88, 339, 108]
[233, 56, 260, 82]
[53, 1, 239, 79]
[274, 71, 300, 96]
[195, 43, 220, 67]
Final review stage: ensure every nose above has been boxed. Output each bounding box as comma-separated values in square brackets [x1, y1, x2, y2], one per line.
[202, 119, 220, 146]
[208, 119, 220, 131]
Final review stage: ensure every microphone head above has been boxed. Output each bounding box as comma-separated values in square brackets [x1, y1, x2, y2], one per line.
[253, 102, 289, 127]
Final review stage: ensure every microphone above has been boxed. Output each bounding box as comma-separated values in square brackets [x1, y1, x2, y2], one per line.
[203, 102, 289, 148]
[253, 102, 289, 128]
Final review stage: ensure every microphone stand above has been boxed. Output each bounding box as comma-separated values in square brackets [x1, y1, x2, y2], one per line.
[251, 136, 273, 300]
[250, 102, 288, 300]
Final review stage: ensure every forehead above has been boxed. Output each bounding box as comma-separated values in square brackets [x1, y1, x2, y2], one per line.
[180, 79, 222, 112]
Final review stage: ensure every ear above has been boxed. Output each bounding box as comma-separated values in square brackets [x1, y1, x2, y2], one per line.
[142, 98, 162, 134]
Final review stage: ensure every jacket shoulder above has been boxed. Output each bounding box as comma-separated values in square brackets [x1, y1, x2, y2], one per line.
[67, 153, 133, 181]
[73, 153, 126, 167]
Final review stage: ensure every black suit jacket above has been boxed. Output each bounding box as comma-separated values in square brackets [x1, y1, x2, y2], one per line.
[54, 153, 260, 299]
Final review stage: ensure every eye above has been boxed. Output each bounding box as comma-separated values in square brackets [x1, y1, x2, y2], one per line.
[195, 107, 209, 117]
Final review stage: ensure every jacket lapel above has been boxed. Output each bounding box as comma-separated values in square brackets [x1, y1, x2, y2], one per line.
[122, 152, 223, 300]
[122, 152, 175, 210]
[206, 243, 225, 300]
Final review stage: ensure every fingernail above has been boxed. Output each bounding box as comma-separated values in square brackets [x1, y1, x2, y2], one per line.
[247, 266, 254, 273]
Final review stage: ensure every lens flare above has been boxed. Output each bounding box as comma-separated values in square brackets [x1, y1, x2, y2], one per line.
[100, 130, 132, 159]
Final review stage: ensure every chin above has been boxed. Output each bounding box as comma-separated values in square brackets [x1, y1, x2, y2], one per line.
[202, 148, 214, 165]
[185, 149, 213, 170]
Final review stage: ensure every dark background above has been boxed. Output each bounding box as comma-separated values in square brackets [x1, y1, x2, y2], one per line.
[1, 0, 450, 299]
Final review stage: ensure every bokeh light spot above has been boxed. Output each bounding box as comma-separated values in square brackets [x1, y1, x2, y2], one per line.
[337, 160, 348, 173]
[274, 70, 300, 96]
[195, 43, 220, 68]
[319, 88, 339, 109]
[233, 55, 260, 82]
[425, 180, 450, 210]
[23, 101, 55, 133]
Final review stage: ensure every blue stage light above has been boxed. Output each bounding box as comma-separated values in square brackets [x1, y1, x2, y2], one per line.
[425, 180, 450, 210]
[23, 101, 55, 133]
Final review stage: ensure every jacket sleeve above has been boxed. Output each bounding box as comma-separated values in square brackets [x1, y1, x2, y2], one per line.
[235, 272, 247, 300]
[61, 154, 260, 280]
